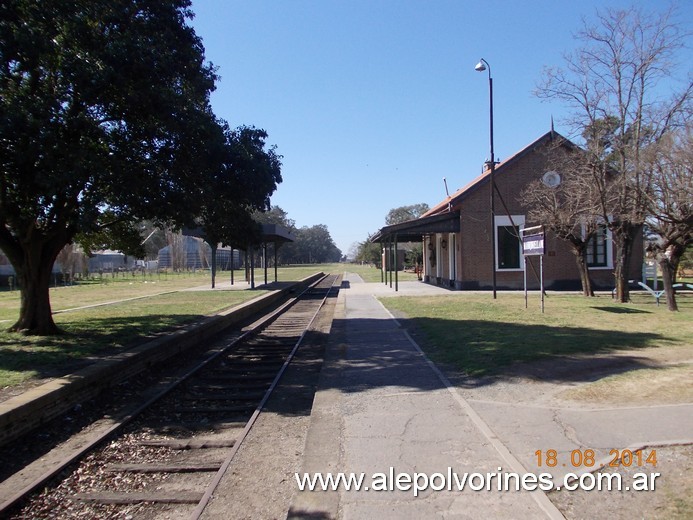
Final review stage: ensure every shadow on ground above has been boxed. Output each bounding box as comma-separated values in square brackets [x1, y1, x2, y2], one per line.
[307, 315, 671, 397]
[0, 314, 201, 379]
[590, 306, 652, 314]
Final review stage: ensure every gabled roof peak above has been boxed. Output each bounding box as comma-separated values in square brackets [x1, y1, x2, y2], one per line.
[422, 130, 576, 218]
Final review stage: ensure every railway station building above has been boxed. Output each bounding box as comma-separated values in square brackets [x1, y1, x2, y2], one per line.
[371, 131, 644, 291]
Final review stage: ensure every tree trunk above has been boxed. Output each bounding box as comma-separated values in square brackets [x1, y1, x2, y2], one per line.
[612, 223, 640, 303]
[669, 244, 684, 285]
[658, 243, 686, 312]
[613, 261, 629, 302]
[210, 243, 217, 289]
[10, 247, 62, 335]
[572, 245, 594, 296]
[658, 256, 678, 311]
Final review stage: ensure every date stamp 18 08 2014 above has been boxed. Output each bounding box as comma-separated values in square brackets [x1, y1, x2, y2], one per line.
[535, 449, 658, 468]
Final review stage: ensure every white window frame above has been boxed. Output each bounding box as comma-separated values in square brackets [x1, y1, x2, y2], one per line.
[582, 219, 613, 270]
[494, 215, 525, 272]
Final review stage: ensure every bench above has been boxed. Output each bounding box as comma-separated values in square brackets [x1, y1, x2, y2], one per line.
[612, 280, 693, 305]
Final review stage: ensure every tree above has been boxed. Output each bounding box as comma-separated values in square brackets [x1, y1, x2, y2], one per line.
[252, 205, 296, 267]
[196, 125, 282, 287]
[353, 235, 382, 267]
[165, 230, 187, 272]
[0, 0, 218, 333]
[680, 247, 693, 277]
[140, 222, 168, 261]
[55, 243, 87, 283]
[521, 139, 602, 296]
[250, 208, 343, 266]
[282, 225, 341, 264]
[383, 203, 429, 270]
[385, 203, 430, 225]
[642, 126, 693, 310]
[252, 205, 296, 230]
[76, 211, 148, 260]
[536, 5, 692, 302]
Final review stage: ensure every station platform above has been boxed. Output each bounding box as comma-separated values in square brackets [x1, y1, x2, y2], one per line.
[287, 273, 693, 519]
[2, 272, 689, 518]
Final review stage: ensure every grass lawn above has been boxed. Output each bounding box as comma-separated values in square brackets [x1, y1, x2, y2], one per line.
[0, 266, 332, 389]
[3, 263, 689, 393]
[0, 290, 270, 388]
[555, 364, 693, 404]
[380, 292, 693, 377]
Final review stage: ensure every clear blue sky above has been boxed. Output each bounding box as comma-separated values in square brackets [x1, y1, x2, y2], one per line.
[187, 0, 690, 257]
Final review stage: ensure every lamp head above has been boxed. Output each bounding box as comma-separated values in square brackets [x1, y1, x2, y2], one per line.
[474, 60, 487, 72]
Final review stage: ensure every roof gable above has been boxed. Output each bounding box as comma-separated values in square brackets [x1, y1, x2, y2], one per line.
[423, 131, 578, 217]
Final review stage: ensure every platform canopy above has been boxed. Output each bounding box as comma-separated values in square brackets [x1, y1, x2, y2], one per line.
[259, 223, 294, 244]
[182, 223, 294, 245]
[370, 211, 460, 243]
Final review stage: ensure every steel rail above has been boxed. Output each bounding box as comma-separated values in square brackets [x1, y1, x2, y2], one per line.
[0, 274, 332, 516]
[188, 274, 340, 520]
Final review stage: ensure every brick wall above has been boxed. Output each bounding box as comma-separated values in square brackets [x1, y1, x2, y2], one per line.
[439, 135, 643, 291]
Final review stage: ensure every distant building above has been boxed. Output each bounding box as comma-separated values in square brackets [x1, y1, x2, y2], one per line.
[158, 236, 240, 270]
[88, 250, 134, 272]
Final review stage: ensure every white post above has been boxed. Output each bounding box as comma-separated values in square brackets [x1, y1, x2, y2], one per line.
[540, 255, 545, 314]
[524, 255, 528, 309]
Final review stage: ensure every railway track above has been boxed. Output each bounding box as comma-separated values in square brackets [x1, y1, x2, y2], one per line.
[2, 273, 340, 519]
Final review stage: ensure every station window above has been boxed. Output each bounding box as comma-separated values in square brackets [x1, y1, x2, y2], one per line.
[587, 224, 608, 267]
[498, 226, 521, 269]
[495, 215, 525, 271]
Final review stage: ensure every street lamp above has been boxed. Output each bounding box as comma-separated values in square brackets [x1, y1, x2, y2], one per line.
[475, 58, 497, 299]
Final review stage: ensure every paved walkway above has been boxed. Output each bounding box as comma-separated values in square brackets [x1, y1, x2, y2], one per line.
[288, 273, 692, 519]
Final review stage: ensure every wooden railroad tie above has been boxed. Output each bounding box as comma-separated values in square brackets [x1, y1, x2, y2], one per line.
[138, 438, 237, 449]
[71, 491, 204, 504]
[106, 461, 223, 473]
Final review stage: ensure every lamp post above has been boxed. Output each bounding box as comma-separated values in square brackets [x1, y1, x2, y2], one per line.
[475, 58, 497, 299]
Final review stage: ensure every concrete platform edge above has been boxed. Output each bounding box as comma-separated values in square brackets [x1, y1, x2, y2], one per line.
[287, 276, 346, 520]
[0, 273, 324, 447]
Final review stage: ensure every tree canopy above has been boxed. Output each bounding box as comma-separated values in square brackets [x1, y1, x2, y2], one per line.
[0, 0, 269, 333]
[642, 125, 693, 310]
[195, 125, 283, 287]
[536, 5, 692, 303]
[520, 138, 601, 296]
[385, 203, 430, 225]
[281, 224, 342, 264]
